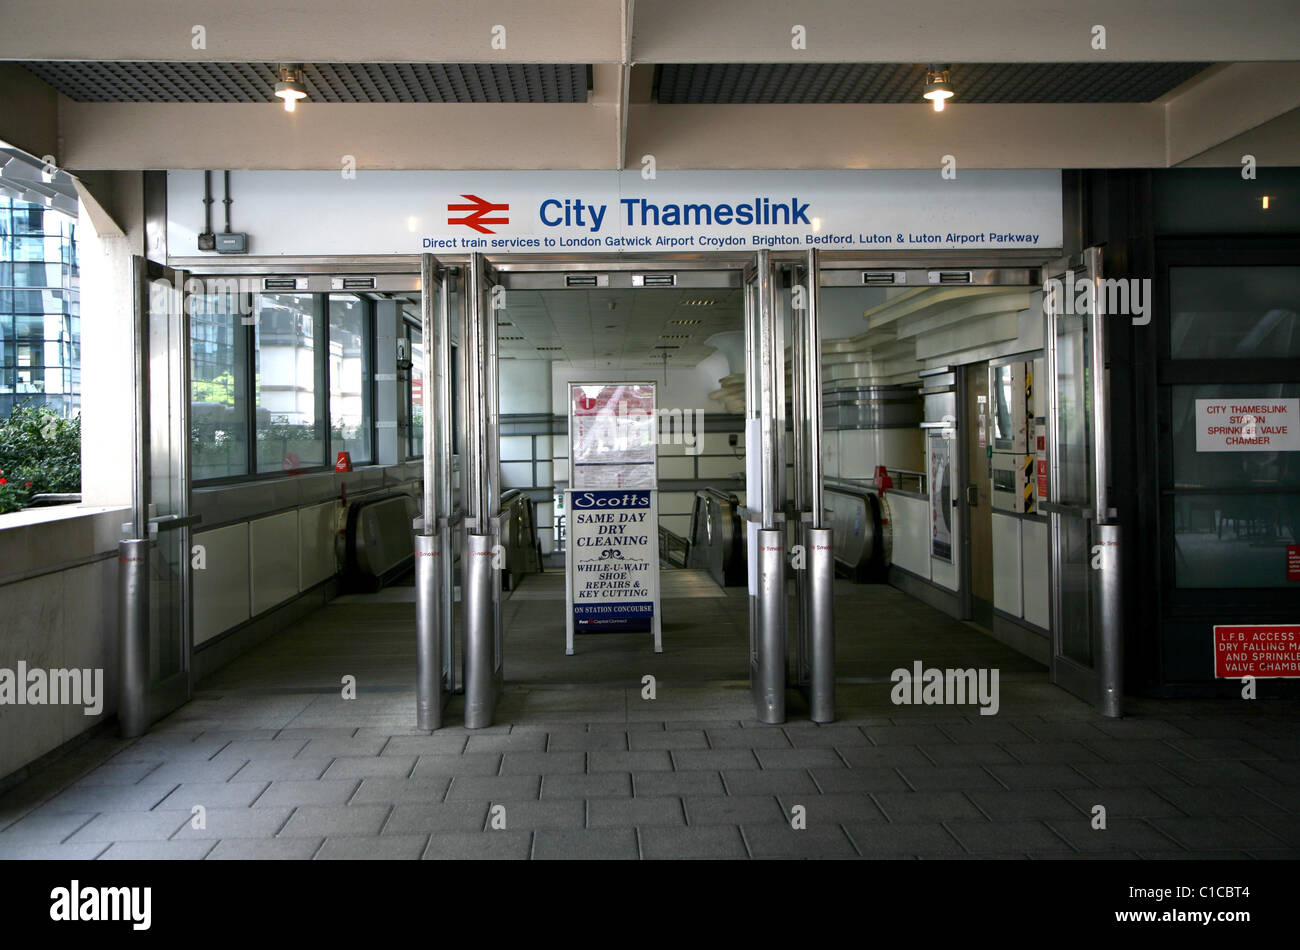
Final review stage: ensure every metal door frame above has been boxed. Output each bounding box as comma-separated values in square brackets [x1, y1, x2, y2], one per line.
[1042, 246, 1123, 717]
[122, 257, 196, 734]
[788, 249, 835, 722]
[461, 253, 504, 728]
[168, 249, 1059, 731]
[414, 255, 459, 729]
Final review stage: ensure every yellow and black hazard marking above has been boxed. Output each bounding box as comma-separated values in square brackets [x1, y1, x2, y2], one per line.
[1024, 454, 1035, 513]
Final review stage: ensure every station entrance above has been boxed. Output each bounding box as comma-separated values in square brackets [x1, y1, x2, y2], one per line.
[127, 247, 1123, 735]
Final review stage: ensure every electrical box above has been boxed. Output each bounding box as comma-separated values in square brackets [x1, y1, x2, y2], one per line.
[215, 232, 248, 254]
[991, 450, 1033, 514]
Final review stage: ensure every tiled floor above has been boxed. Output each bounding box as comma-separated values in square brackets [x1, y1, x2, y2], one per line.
[0, 572, 1296, 859]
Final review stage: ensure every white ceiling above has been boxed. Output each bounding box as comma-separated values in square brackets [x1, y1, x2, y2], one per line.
[496, 287, 742, 369]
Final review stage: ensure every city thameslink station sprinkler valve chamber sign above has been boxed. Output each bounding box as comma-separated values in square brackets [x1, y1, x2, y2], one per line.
[565, 383, 663, 655]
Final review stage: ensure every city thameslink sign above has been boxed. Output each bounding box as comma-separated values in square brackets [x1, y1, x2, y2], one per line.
[166, 169, 1062, 256]
[1194, 399, 1300, 452]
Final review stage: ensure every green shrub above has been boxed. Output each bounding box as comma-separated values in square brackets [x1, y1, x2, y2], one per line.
[0, 403, 81, 514]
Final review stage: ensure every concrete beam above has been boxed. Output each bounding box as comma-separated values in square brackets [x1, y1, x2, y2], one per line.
[59, 100, 619, 170]
[1164, 62, 1300, 165]
[0, 0, 623, 63]
[1177, 106, 1300, 167]
[625, 102, 1166, 169]
[631, 0, 1300, 63]
[0, 63, 58, 161]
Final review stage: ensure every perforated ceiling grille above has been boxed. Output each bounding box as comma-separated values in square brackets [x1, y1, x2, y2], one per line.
[656, 62, 1211, 104]
[18, 61, 590, 103]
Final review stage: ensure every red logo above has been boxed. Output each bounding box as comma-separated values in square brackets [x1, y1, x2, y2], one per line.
[447, 194, 509, 234]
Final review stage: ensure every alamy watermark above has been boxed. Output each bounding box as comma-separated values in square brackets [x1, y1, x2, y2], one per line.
[0, 662, 104, 716]
[611, 398, 706, 455]
[890, 661, 1000, 716]
[50, 881, 151, 930]
[1043, 269, 1151, 326]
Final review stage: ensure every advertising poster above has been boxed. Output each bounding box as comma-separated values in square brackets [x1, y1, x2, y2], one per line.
[570, 382, 657, 490]
[929, 433, 953, 561]
[565, 490, 661, 648]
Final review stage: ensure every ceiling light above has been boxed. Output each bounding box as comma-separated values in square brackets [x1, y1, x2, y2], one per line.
[1262, 195, 1271, 210]
[275, 64, 307, 112]
[923, 65, 953, 112]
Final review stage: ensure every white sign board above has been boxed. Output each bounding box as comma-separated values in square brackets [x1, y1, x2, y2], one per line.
[1195, 398, 1300, 452]
[167, 169, 1062, 256]
[564, 489, 662, 655]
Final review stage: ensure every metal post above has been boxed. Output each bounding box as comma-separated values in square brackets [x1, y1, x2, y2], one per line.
[803, 249, 833, 722]
[789, 262, 810, 694]
[437, 272, 456, 693]
[805, 249, 825, 527]
[1085, 246, 1123, 718]
[807, 526, 835, 723]
[463, 533, 497, 729]
[756, 529, 786, 724]
[415, 255, 445, 729]
[1093, 523, 1123, 718]
[117, 539, 149, 737]
[461, 254, 500, 728]
[414, 533, 443, 730]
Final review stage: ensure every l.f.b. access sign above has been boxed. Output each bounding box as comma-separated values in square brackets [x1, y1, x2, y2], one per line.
[1214, 624, 1300, 678]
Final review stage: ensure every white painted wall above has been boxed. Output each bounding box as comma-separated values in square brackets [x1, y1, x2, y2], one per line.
[499, 359, 552, 415]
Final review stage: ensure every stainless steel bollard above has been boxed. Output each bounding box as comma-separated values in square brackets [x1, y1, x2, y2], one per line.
[1093, 523, 1123, 719]
[755, 528, 786, 724]
[414, 533, 443, 731]
[463, 533, 496, 729]
[806, 527, 836, 723]
[117, 538, 150, 737]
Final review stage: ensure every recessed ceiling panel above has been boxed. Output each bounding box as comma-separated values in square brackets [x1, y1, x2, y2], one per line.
[656, 62, 1211, 104]
[19, 61, 590, 103]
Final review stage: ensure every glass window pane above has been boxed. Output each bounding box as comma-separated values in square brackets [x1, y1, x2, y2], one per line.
[190, 293, 249, 479]
[408, 322, 423, 458]
[1055, 312, 1091, 506]
[254, 293, 324, 471]
[328, 294, 371, 464]
[1170, 383, 1300, 490]
[1170, 266, 1300, 360]
[1173, 492, 1300, 588]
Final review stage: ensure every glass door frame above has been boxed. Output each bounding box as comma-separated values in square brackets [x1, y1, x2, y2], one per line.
[135, 256, 196, 721]
[1042, 246, 1123, 716]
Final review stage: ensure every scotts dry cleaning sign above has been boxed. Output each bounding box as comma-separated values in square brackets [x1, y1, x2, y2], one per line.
[569, 490, 654, 632]
[166, 170, 1064, 255]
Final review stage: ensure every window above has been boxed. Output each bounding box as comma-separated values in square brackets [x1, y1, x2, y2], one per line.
[190, 292, 249, 479]
[189, 288, 375, 481]
[254, 293, 325, 473]
[1170, 266, 1300, 361]
[407, 320, 424, 458]
[329, 294, 372, 464]
[1159, 257, 1300, 591]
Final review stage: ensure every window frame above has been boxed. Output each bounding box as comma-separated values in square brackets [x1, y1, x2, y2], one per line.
[191, 289, 378, 486]
[1154, 237, 1300, 610]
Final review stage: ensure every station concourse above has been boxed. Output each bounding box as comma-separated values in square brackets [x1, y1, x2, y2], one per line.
[0, 1, 1297, 865]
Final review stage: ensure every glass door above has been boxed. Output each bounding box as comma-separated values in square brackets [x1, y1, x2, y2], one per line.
[136, 257, 195, 721]
[1042, 246, 1122, 716]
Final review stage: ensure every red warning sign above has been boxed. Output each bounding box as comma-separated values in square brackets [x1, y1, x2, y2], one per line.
[1214, 624, 1300, 678]
[1289, 545, 1300, 582]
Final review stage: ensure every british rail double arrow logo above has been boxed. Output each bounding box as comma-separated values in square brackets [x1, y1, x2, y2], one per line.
[447, 194, 510, 234]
